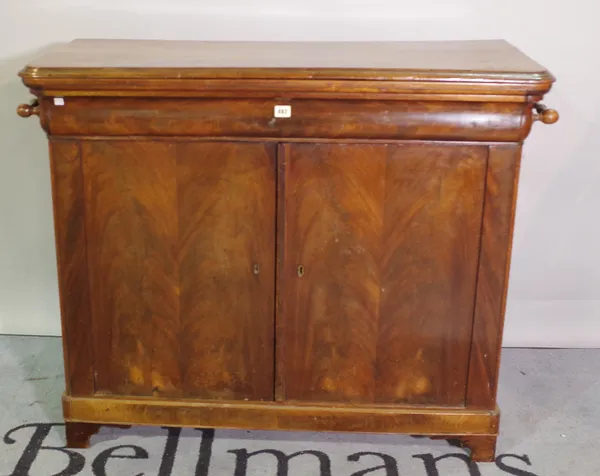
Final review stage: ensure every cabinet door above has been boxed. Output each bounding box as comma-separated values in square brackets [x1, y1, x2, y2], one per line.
[83, 141, 275, 400]
[278, 143, 486, 406]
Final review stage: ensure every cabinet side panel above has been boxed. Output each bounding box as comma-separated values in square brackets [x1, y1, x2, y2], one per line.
[466, 144, 522, 409]
[376, 144, 487, 405]
[177, 142, 276, 400]
[280, 143, 386, 403]
[50, 140, 95, 396]
[82, 141, 179, 396]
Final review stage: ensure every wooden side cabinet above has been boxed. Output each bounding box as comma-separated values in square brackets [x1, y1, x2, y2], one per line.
[17, 39, 558, 462]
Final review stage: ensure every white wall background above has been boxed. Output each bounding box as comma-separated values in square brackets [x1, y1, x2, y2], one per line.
[0, 0, 598, 346]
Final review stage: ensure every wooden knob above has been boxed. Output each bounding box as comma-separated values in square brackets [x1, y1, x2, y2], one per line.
[17, 99, 40, 118]
[534, 103, 559, 124]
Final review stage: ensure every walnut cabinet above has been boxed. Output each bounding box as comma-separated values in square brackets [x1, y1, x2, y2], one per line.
[17, 39, 558, 462]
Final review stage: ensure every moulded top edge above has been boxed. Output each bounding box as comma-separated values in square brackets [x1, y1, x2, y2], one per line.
[19, 39, 555, 86]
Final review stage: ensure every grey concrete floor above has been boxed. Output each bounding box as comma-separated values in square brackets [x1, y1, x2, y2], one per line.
[0, 335, 598, 475]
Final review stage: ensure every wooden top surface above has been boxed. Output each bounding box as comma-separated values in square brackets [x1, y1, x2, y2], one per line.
[22, 39, 552, 82]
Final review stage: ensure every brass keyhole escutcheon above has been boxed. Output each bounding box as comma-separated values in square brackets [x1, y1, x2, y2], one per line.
[253, 264, 260, 275]
[297, 265, 305, 277]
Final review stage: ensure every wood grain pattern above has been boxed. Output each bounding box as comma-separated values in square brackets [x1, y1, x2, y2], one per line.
[376, 145, 487, 405]
[82, 141, 275, 400]
[23, 40, 549, 75]
[466, 145, 522, 409]
[176, 142, 276, 400]
[279, 143, 486, 405]
[280, 143, 385, 404]
[19, 40, 558, 459]
[63, 394, 499, 436]
[20, 40, 554, 101]
[49, 140, 94, 396]
[83, 141, 179, 397]
[43, 98, 531, 142]
[275, 145, 287, 402]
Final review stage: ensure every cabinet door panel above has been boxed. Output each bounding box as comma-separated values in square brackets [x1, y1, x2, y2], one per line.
[83, 141, 275, 400]
[279, 143, 486, 405]
[376, 145, 486, 405]
[278, 143, 385, 403]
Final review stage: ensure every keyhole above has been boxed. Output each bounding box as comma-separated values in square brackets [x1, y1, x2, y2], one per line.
[253, 264, 260, 275]
[297, 265, 305, 277]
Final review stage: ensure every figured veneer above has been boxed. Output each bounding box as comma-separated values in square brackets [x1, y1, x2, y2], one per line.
[18, 39, 558, 462]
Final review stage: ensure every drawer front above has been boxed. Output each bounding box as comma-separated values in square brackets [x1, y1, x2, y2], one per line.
[44, 97, 529, 141]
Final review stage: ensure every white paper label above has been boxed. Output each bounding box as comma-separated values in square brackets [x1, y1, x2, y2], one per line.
[54, 97, 65, 106]
[274, 105, 291, 118]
